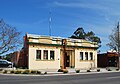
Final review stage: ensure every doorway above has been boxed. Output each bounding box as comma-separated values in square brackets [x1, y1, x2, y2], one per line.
[60, 50, 75, 69]
[66, 55, 70, 67]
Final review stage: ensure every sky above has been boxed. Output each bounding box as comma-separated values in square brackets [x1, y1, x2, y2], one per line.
[0, 0, 120, 53]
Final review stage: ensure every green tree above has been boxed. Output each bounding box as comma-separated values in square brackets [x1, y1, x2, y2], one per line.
[70, 27, 101, 47]
[0, 19, 21, 55]
[5, 52, 15, 61]
[70, 27, 86, 39]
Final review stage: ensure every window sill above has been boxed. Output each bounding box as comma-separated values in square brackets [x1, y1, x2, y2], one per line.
[79, 60, 94, 62]
[36, 59, 55, 61]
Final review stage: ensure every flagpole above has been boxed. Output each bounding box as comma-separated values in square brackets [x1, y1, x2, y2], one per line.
[49, 10, 51, 36]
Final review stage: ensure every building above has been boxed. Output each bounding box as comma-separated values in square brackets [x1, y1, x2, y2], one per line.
[14, 33, 98, 70]
[11, 50, 27, 68]
[97, 51, 118, 68]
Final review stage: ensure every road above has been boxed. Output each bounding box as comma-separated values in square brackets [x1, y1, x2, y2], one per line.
[0, 72, 120, 84]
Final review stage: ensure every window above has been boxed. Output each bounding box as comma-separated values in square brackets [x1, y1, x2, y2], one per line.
[90, 52, 93, 60]
[80, 52, 83, 60]
[43, 50, 48, 60]
[36, 50, 41, 60]
[50, 51, 54, 60]
[85, 52, 88, 60]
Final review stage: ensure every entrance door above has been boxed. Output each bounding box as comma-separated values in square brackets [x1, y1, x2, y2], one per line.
[60, 50, 75, 69]
[66, 55, 70, 67]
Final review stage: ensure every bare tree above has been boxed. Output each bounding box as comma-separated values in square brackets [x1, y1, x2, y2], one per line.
[0, 19, 21, 55]
[107, 23, 120, 51]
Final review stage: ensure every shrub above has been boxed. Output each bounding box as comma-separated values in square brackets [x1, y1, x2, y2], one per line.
[58, 69, 63, 72]
[116, 68, 119, 71]
[63, 69, 68, 74]
[3, 70, 8, 74]
[14, 70, 22, 74]
[31, 70, 37, 74]
[22, 70, 30, 74]
[76, 69, 80, 73]
[10, 70, 15, 74]
[97, 69, 100, 72]
[36, 71, 41, 74]
[87, 70, 91, 72]
[107, 69, 112, 71]
[0, 69, 3, 72]
[44, 72, 47, 74]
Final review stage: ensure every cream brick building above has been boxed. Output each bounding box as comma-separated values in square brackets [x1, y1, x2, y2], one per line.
[23, 33, 98, 70]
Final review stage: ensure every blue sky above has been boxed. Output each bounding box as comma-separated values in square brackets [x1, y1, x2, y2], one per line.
[0, 0, 120, 53]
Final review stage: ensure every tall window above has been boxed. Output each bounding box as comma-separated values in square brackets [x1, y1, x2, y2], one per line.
[43, 50, 48, 60]
[80, 52, 83, 60]
[36, 50, 41, 60]
[90, 52, 93, 60]
[85, 52, 88, 60]
[50, 51, 54, 60]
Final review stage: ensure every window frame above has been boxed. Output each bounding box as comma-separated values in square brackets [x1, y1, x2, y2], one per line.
[36, 50, 41, 60]
[50, 51, 55, 60]
[85, 52, 88, 60]
[80, 52, 83, 60]
[43, 50, 48, 60]
[90, 52, 93, 60]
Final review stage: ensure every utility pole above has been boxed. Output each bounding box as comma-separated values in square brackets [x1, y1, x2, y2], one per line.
[117, 22, 120, 69]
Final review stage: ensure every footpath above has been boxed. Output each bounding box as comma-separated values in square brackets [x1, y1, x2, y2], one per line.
[0, 67, 119, 76]
[41, 67, 119, 76]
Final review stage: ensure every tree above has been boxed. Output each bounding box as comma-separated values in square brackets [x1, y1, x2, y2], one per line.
[0, 19, 21, 55]
[107, 23, 120, 51]
[5, 52, 15, 61]
[70, 27, 86, 39]
[70, 27, 101, 47]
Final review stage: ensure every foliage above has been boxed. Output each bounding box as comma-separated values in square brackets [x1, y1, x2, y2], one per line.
[30, 70, 37, 74]
[0, 19, 21, 55]
[97, 69, 100, 72]
[3, 70, 8, 74]
[0, 69, 3, 71]
[107, 69, 112, 71]
[71, 27, 86, 39]
[58, 69, 63, 72]
[63, 69, 68, 73]
[44, 72, 47, 74]
[10, 70, 15, 74]
[14, 70, 22, 74]
[22, 70, 30, 74]
[87, 70, 91, 72]
[36, 71, 41, 74]
[5, 52, 15, 61]
[116, 68, 119, 71]
[70, 27, 101, 47]
[75, 69, 80, 73]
